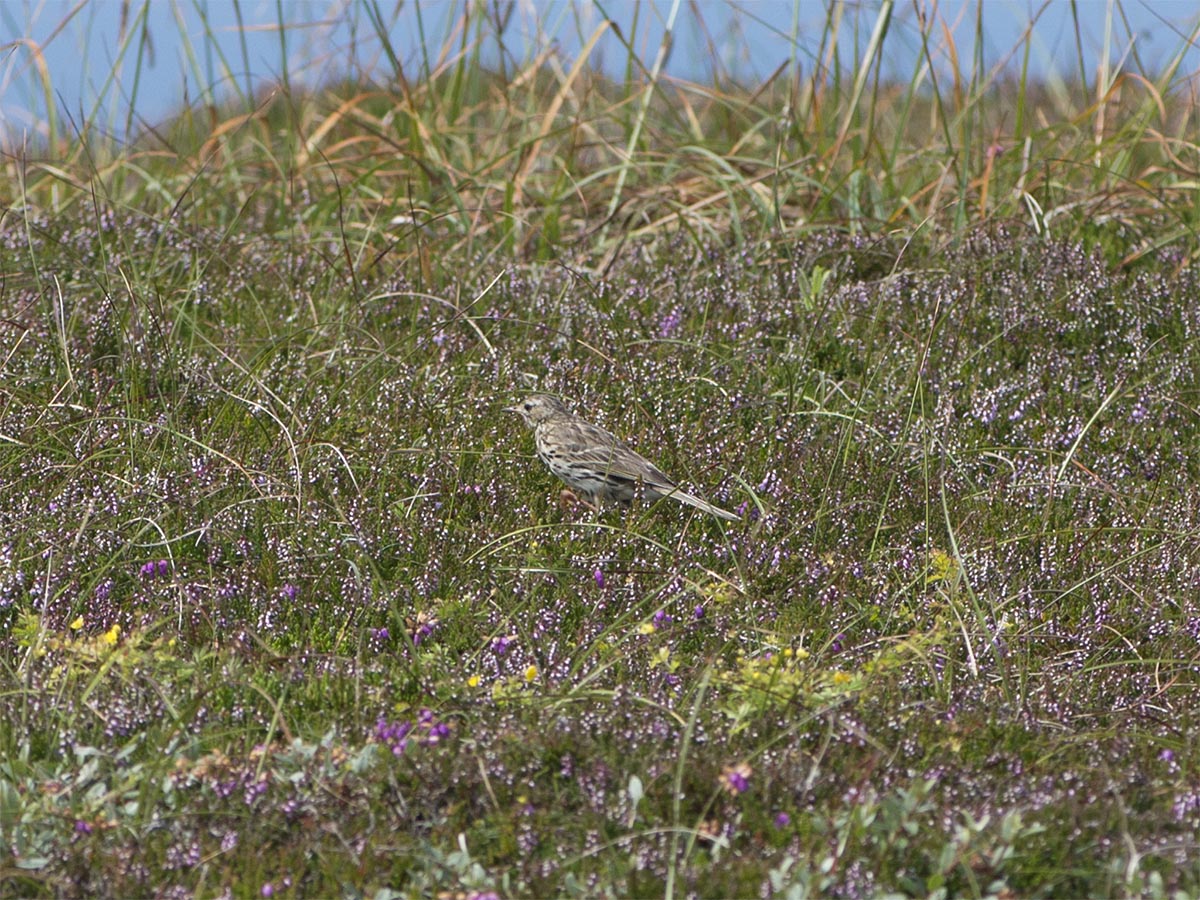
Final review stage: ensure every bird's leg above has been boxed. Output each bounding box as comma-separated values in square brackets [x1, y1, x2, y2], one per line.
[559, 488, 600, 514]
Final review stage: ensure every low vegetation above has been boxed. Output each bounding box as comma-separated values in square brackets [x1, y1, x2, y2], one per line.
[3, 2, 1200, 896]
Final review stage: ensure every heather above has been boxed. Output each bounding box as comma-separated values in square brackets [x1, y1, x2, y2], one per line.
[3, 3, 1200, 898]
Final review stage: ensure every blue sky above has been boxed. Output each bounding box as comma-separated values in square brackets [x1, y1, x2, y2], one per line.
[2, 1, 1198, 144]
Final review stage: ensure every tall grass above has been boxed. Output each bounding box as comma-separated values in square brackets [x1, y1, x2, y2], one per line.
[2, 2, 1199, 257]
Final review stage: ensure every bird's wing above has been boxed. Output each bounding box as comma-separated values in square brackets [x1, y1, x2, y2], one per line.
[565, 421, 676, 489]
[556, 418, 737, 519]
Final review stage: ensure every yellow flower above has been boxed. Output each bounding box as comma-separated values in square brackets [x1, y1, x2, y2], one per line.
[102, 624, 121, 645]
[926, 548, 957, 584]
[638, 622, 655, 635]
[467, 674, 481, 688]
[69, 617, 85, 630]
[524, 665, 538, 683]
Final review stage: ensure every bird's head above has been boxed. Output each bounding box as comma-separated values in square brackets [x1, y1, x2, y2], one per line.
[505, 393, 569, 426]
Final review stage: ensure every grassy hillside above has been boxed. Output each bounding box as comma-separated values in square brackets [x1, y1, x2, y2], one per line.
[3, 2, 1200, 897]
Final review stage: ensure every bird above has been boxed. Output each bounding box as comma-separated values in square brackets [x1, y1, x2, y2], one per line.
[506, 393, 739, 521]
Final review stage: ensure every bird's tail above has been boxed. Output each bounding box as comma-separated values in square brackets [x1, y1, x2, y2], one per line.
[671, 489, 740, 522]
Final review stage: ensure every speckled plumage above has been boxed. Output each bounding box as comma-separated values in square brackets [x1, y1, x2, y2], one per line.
[506, 394, 739, 521]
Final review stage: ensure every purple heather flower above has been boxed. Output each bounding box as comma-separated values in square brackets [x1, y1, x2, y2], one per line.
[720, 762, 752, 795]
[374, 716, 414, 755]
[139, 561, 156, 579]
[376, 709, 452, 752]
[244, 778, 268, 805]
[593, 568, 605, 589]
[774, 812, 791, 828]
[693, 605, 705, 620]
[74, 819, 93, 835]
[281, 583, 298, 601]
[261, 883, 273, 898]
[156, 559, 169, 577]
[1173, 791, 1200, 821]
[658, 309, 682, 337]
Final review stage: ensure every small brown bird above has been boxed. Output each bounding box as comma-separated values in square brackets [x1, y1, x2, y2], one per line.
[506, 394, 739, 521]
